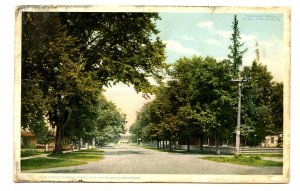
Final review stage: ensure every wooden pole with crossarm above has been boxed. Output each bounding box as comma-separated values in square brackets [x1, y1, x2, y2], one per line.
[231, 75, 250, 155]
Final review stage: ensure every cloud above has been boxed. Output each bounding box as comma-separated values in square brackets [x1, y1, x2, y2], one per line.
[259, 40, 275, 47]
[182, 35, 194, 41]
[216, 30, 232, 39]
[216, 31, 258, 47]
[241, 37, 284, 82]
[216, 56, 227, 61]
[241, 34, 257, 44]
[164, 39, 200, 56]
[204, 38, 221, 45]
[197, 21, 214, 28]
[258, 38, 284, 82]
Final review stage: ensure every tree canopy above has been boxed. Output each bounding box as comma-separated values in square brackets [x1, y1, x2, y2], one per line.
[131, 55, 283, 151]
[21, 12, 283, 154]
[21, 12, 167, 153]
[130, 15, 283, 151]
[130, 56, 237, 153]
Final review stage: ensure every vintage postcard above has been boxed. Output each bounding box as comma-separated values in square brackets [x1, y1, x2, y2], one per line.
[14, 5, 290, 183]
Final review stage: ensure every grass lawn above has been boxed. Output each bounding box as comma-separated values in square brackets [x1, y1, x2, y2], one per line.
[21, 149, 104, 171]
[75, 148, 104, 153]
[21, 150, 48, 158]
[241, 153, 283, 158]
[48, 151, 103, 162]
[202, 155, 283, 167]
[21, 157, 86, 171]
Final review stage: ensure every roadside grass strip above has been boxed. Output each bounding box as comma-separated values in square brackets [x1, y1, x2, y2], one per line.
[21, 149, 104, 171]
[202, 155, 283, 167]
[21, 150, 48, 158]
[75, 148, 104, 153]
[48, 152, 103, 162]
[21, 157, 86, 171]
[241, 153, 283, 158]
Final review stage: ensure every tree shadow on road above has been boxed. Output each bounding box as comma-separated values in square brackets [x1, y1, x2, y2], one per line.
[103, 150, 145, 155]
[146, 147, 233, 156]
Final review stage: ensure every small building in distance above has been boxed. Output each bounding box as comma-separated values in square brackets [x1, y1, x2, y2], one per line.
[21, 130, 37, 148]
[261, 134, 283, 148]
[119, 134, 130, 144]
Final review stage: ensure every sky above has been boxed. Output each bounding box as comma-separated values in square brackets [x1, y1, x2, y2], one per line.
[104, 12, 287, 130]
[157, 12, 285, 80]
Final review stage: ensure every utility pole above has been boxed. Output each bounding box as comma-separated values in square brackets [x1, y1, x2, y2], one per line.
[231, 74, 250, 155]
[255, 42, 260, 62]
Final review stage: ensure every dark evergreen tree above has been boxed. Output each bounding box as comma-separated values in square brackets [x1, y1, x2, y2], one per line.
[228, 15, 247, 76]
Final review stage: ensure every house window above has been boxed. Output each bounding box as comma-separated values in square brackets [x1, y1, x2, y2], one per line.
[271, 137, 275, 144]
[203, 137, 209, 145]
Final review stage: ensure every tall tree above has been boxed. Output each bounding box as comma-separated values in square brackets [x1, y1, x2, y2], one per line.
[134, 56, 235, 153]
[241, 61, 283, 146]
[94, 100, 126, 147]
[21, 12, 166, 154]
[270, 82, 283, 136]
[22, 13, 98, 154]
[172, 56, 235, 153]
[228, 15, 247, 76]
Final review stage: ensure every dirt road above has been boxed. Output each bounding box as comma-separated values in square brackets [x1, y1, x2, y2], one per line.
[29, 144, 282, 175]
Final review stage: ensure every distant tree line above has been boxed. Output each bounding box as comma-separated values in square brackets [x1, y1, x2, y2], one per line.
[130, 57, 283, 151]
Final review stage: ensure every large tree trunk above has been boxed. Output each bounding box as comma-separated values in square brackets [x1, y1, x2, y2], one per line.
[78, 138, 81, 150]
[187, 137, 190, 152]
[53, 124, 63, 154]
[52, 109, 72, 154]
[157, 139, 159, 149]
[216, 130, 220, 155]
[169, 139, 172, 151]
[72, 141, 74, 151]
[200, 134, 204, 153]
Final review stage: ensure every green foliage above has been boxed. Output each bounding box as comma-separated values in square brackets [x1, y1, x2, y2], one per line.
[65, 94, 126, 147]
[171, 56, 236, 144]
[241, 61, 283, 145]
[133, 56, 283, 149]
[270, 82, 283, 135]
[21, 150, 46, 158]
[60, 12, 167, 93]
[35, 126, 55, 145]
[228, 15, 247, 76]
[249, 155, 262, 160]
[21, 12, 167, 153]
[130, 101, 162, 142]
[131, 55, 237, 150]
[94, 98, 126, 146]
[131, 14, 283, 151]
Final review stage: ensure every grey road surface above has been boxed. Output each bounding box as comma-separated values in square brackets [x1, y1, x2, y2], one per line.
[29, 144, 282, 175]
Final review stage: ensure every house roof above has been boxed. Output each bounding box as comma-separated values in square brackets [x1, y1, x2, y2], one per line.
[21, 131, 35, 137]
